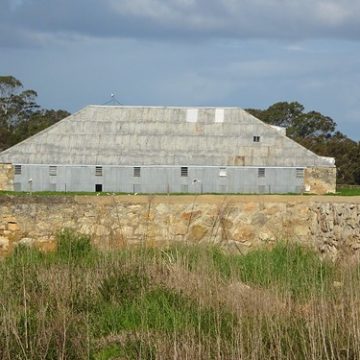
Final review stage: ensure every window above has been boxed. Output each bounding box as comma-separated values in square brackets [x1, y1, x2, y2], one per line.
[296, 168, 304, 178]
[95, 184, 103, 192]
[258, 168, 265, 177]
[253, 136, 261, 142]
[133, 167, 141, 177]
[219, 168, 227, 177]
[95, 166, 103, 176]
[14, 165, 22, 175]
[181, 167, 188, 177]
[49, 166, 57, 176]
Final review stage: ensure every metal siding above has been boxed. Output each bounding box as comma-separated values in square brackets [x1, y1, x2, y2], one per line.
[12, 165, 305, 194]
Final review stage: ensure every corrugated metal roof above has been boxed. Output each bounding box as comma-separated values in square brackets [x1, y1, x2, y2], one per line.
[0, 105, 335, 167]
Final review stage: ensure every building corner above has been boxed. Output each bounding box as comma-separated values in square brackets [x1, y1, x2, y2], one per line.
[0, 163, 14, 191]
[304, 167, 336, 194]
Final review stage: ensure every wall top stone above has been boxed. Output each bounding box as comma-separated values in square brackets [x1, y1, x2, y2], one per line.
[0, 194, 358, 206]
[73, 194, 360, 205]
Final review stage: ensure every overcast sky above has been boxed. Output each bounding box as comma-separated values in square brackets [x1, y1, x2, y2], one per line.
[1, 0, 360, 140]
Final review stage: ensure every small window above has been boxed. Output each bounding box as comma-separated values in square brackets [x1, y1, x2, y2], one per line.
[181, 167, 188, 177]
[49, 166, 57, 176]
[219, 168, 227, 177]
[181, 184, 188, 193]
[133, 167, 141, 177]
[258, 168, 265, 177]
[95, 184, 103, 192]
[14, 165, 22, 175]
[95, 166, 103, 176]
[296, 168, 304, 178]
[253, 136, 261, 142]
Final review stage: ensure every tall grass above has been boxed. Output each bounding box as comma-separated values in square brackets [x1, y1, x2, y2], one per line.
[1, 232, 360, 359]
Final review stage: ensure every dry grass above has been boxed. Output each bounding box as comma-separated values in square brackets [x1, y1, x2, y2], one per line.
[1, 231, 360, 359]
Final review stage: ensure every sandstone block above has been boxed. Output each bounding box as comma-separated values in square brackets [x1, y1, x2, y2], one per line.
[220, 218, 233, 229]
[258, 231, 276, 242]
[181, 210, 202, 221]
[233, 225, 255, 242]
[0, 236, 9, 250]
[134, 225, 146, 235]
[7, 223, 19, 232]
[263, 205, 281, 216]
[243, 202, 258, 213]
[18, 238, 36, 246]
[4, 216, 17, 223]
[293, 224, 309, 237]
[251, 213, 267, 226]
[155, 203, 169, 214]
[189, 224, 208, 241]
[172, 223, 188, 235]
[37, 241, 56, 252]
[96, 225, 110, 236]
[120, 226, 134, 237]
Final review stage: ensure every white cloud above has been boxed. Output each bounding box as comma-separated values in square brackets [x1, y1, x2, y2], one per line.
[110, 0, 175, 19]
[2, 0, 360, 46]
[314, 2, 351, 26]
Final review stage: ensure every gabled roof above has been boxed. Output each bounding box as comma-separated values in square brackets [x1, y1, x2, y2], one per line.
[0, 105, 335, 167]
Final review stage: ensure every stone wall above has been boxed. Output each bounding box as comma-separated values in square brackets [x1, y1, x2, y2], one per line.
[0, 195, 359, 261]
[304, 167, 336, 194]
[0, 164, 14, 191]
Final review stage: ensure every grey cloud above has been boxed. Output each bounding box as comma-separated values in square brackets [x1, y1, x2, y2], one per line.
[2, 0, 360, 46]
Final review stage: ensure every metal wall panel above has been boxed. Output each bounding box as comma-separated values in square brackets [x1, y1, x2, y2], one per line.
[12, 165, 305, 194]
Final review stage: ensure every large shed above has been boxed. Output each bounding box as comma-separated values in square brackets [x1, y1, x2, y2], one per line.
[0, 105, 336, 194]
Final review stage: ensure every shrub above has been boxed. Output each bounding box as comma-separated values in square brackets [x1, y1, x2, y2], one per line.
[56, 229, 93, 261]
[99, 270, 149, 303]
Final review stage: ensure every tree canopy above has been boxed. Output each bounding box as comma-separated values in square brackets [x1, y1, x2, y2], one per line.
[246, 101, 337, 138]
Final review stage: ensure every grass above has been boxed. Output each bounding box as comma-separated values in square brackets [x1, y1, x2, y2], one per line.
[334, 186, 360, 196]
[0, 190, 128, 196]
[2, 189, 358, 196]
[1, 232, 360, 359]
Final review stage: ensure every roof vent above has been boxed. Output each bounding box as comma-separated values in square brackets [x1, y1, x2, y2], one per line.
[215, 108, 224, 123]
[103, 93, 122, 106]
[186, 109, 198, 123]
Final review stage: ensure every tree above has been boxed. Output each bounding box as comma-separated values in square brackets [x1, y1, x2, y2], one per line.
[246, 101, 336, 139]
[0, 76, 39, 127]
[0, 75, 69, 151]
[247, 101, 304, 128]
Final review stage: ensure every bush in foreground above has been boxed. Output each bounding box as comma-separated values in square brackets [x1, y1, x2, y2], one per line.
[0, 232, 360, 359]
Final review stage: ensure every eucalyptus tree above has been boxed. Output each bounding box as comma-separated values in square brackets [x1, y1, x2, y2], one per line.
[0, 76, 69, 150]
